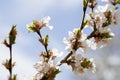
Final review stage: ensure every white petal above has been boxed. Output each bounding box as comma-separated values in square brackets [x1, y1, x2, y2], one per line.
[48, 26, 53, 30]
[42, 16, 51, 24]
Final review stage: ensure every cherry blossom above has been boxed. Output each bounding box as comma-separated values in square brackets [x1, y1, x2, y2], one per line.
[34, 61, 51, 73]
[68, 53, 96, 74]
[63, 28, 90, 53]
[85, 3, 120, 49]
[50, 48, 63, 59]
[27, 16, 53, 32]
[24, 0, 120, 80]
[34, 48, 62, 80]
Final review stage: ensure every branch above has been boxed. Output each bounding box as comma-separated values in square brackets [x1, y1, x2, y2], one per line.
[58, 0, 89, 66]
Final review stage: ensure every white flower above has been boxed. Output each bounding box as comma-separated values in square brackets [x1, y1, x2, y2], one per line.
[98, 26, 115, 35]
[78, 33, 91, 53]
[63, 29, 76, 52]
[33, 73, 42, 80]
[48, 25, 53, 30]
[100, 4, 120, 25]
[91, 32, 114, 49]
[86, 4, 118, 50]
[89, 30, 114, 49]
[68, 30, 76, 39]
[96, 4, 120, 25]
[63, 28, 90, 53]
[74, 54, 82, 66]
[72, 53, 82, 61]
[93, 12, 107, 27]
[42, 16, 51, 24]
[34, 61, 50, 73]
[71, 54, 84, 73]
[89, 58, 96, 73]
[79, 40, 90, 53]
[88, 4, 120, 28]
[49, 48, 63, 60]
[70, 54, 96, 74]
[88, 38, 97, 50]
[96, 4, 115, 13]
[40, 16, 53, 30]
[63, 37, 75, 52]
[87, 11, 107, 30]
[27, 16, 53, 32]
[34, 59, 60, 80]
[51, 48, 63, 57]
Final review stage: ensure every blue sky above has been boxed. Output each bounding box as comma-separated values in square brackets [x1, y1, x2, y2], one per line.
[0, 0, 83, 80]
[0, 0, 120, 80]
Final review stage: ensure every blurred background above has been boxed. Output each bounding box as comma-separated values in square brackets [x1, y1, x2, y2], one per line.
[0, 0, 120, 80]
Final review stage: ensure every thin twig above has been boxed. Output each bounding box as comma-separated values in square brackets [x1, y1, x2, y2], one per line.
[9, 45, 12, 79]
[80, 0, 89, 30]
[36, 31, 50, 59]
[87, 7, 97, 39]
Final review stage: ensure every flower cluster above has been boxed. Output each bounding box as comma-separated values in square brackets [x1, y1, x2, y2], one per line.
[63, 28, 90, 53]
[63, 28, 96, 73]
[1, 0, 120, 80]
[63, 0, 120, 75]
[27, 16, 62, 80]
[67, 53, 96, 74]
[27, 16, 53, 32]
[86, 3, 120, 49]
[26, 0, 120, 80]
[34, 48, 62, 80]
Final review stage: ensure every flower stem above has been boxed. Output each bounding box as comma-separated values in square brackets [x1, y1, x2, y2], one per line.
[80, 0, 89, 30]
[87, 7, 97, 39]
[36, 31, 42, 39]
[9, 45, 12, 79]
[36, 31, 50, 59]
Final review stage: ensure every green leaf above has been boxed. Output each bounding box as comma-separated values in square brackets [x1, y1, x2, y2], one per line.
[13, 74, 17, 80]
[99, 32, 113, 39]
[9, 25, 17, 45]
[2, 59, 11, 71]
[45, 35, 49, 46]
[76, 29, 81, 35]
[27, 25, 37, 32]
[83, 20, 88, 27]
[51, 69, 61, 78]
[106, 11, 111, 19]
[75, 29, 81, 40]
[89, 0, 94, 3]
[115, 7, 119, 10]
[102, 11, 112, 27]
[9, 35, 16, 45]
[83, 0, 87, 9]
[118, 1, 120, 4]
[102, 21, 111, 27]
[115, 0, 120, 4]
[81, 60, 91, 68]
